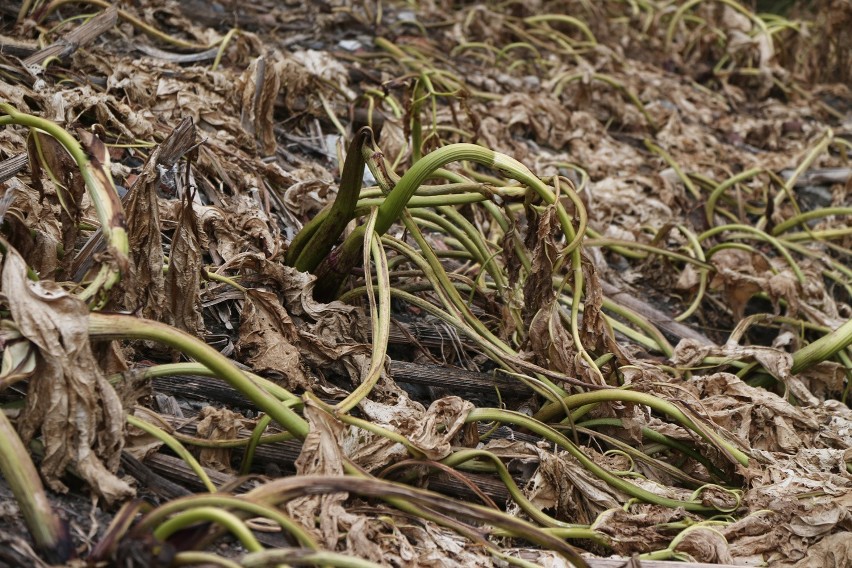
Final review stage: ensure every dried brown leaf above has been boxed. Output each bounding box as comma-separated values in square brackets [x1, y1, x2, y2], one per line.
[235, 54, 281, 155]
[287, 401, 357, 546]
[237, 288, 311, 391]
[116, 124, 185, 318]
[406, 397, 473, 461]
[792, 531, 852, 568]
[200, 194, 278, 262]
[673, 340, 820, 408]
[165, 192, 203, 335]
[521, 443, 624, 525]
[348, 397, 472, 472]
[1, 242, 132, 503]
[527, 303, 576, 375]
[0, 179, 60, 279]
[196, 406, 242, 473]
[594, 506, 695, 555]
[522, 204, 559, 326]
[673, 526, 734, 564]
[27, 131, 85, 278]
[123, 407, 165, 462]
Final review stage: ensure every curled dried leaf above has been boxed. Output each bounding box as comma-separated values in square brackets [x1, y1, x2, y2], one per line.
[196, 406, 242, 473]
[1, 241, 132, 504]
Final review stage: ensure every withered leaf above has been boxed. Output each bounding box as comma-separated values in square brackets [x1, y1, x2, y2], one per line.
[196, 406, 242, 473]
[236, 54, 281, 155]
[237, 288, 312, 391]
[164, 190, 204, 335]
[0, 241, 132, 504]
[287, 401, 356, 546]
[118, 118, 197, 319]
[27, 131, 85, 279]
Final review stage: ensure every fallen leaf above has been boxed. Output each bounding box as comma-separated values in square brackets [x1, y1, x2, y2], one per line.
[196, 406, 242, 473]
[1, 240, 132, 504]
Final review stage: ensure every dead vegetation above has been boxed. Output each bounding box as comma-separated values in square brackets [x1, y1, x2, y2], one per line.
[0, 0, 850, 566]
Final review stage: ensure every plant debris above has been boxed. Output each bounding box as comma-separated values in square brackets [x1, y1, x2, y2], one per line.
[0, 1, 850, 567]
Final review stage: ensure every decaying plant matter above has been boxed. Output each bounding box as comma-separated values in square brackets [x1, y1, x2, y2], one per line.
[0, 0, 850, 567]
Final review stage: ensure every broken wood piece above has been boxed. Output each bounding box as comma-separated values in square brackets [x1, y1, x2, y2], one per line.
[600, 280, 713, 345]
[390, 360, 532, 396]
[0, 153, 27, 184]
[23, 6, 118, 67]
[150, 359, 532, 407]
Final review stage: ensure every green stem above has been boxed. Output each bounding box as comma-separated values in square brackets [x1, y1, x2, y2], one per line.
[290, 128, 371, 272]
[771, 207, 852, 236]
[239, 414, 272, 476]
[241, 549, 385, 568]
[577, 417, 729, 481]
[535, 390, 749, 466]
[0, 104, 128, 297]
[126, 362, 301, 404]
[466, 408, 718, 512]
[137, 494, 318, 549]
[698, 223, 805, 284]
[314, 143, 552, 299]
[87, 313, 309, 438]
[153, 507, 263, 552]
[0, 410, 70, 563]
[334, 211, 391, 414]
[704, 168, 763, 226]
[791, 318, 852, 374]
[126, 413, 217, 492]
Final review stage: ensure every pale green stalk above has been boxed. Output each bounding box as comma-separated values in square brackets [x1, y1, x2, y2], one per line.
[0, 410, 70, 563]
[126, 413, 217, 492]
[136, 494, 318, 549]
[467, 408, 719, 512]
[87, 313, 309, 438]
[241, 549, 385, 568]
[153, 507, 263, 552]
[791, 318, 852, 374]
[536, 390, 749, 466]
[0, 104, 128, 298]
[334, 209, 390, 414]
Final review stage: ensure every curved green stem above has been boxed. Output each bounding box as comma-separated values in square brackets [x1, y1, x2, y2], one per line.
[334, 210, 390, 414]
[771, 207, 852, 236]
[137, 494, 318, 549]
[0, 409, 70, 563]
[466, 408, 719, 512]
[577, 417, 729, 481]
[0, 104, 128, 298]
[153, 507, 263, 552]
[443, 449, 572, 528]
[698, 223, 805, 284]
[88, 313, 309, 438]
[126, 362, 301, 405]
[38, 0, 223, 50]
[704, 168, 764, 226]
[127, 413, 217, 493]
[239, 414, 272, 476]
[290, 128, 371, 272]
[536, 390, 749, 466]
[172, 551, 242, 568]
[241, 549, 385, 568]
[791, 317, 852, 374]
